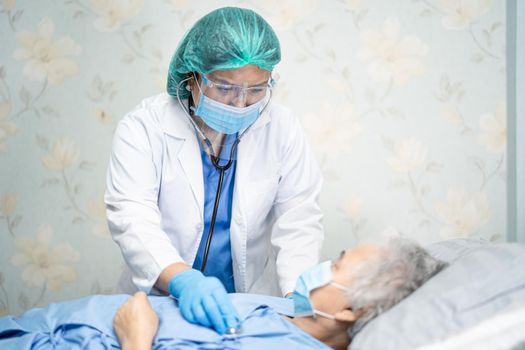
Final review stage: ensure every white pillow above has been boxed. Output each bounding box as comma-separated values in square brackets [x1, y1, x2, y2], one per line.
[349, 242, 525, 350]
[417, 302, 525, 350]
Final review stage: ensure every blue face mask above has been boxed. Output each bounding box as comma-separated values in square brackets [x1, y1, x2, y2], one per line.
[191, 93, 267, 135]
[289, 261, 348, 319]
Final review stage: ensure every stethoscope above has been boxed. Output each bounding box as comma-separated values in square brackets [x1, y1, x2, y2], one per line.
[176, 76, 271, 273]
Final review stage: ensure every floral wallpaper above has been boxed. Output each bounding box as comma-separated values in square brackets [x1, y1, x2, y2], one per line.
[0, 0, 506, 316]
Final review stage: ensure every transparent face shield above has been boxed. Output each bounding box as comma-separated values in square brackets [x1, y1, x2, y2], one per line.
[175, 74, 274, 162]
[199, 74, 274, 107]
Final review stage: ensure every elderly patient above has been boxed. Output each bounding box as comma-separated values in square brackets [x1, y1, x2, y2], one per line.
[114, 239, 447, 350]
[0, 239, 446, 350]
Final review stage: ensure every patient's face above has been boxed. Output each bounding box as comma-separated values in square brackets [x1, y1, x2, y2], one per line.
[309, 245, 384, 322]
[332, 245, 383, 284]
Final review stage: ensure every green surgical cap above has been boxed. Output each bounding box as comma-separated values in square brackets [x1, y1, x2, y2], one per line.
[167, 7, 281, 98]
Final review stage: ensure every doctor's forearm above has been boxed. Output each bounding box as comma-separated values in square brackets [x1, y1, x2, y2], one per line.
[154, 262, 192, 294]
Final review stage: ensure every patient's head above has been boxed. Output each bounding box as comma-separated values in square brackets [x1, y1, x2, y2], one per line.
[308, 239, 448, 336]
[344, 239, 448, 335]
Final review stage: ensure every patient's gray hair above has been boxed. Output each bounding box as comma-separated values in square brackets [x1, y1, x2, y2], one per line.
[346, 238, 447, 337]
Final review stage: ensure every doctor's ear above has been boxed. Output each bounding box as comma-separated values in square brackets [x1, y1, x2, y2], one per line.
[186, 73, 200, 92]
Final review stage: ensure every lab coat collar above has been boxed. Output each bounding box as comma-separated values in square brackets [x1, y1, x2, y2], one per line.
[160, 95, 195, 139]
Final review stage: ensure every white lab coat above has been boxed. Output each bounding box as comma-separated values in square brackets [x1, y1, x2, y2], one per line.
[105, 93, 323, 296]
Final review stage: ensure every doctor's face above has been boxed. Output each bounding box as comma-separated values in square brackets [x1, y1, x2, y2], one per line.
[189, 64, 271, 108]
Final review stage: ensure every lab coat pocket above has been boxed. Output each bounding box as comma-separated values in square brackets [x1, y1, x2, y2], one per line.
[242, 176, 279, 238]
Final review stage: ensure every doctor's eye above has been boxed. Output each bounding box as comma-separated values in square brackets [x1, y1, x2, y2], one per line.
[248, 87, 267, 96]
[217, 85, 231, 92]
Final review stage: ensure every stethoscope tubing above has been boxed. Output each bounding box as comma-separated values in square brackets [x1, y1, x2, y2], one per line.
[199, 147, 237, 273]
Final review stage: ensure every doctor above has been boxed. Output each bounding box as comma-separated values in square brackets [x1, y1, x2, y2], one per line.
[105, 7, 323, 335]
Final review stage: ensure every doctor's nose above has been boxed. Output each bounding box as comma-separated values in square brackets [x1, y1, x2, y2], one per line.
[230, 92, 248, 108]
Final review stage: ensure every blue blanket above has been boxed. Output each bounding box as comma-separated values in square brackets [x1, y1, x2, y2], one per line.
[0, 293, 329, 349]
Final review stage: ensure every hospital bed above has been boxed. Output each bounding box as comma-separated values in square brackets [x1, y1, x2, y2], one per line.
[1, 238, 524, 349]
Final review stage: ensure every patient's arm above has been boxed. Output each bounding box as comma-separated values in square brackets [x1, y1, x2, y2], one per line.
[113, 291, 159, 350]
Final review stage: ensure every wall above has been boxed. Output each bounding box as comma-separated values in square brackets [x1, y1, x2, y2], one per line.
[515, 0, 525, 243]
[0, 0, 506, 315]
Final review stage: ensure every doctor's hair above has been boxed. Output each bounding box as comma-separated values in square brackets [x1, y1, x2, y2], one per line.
[345, 238, 448, 337]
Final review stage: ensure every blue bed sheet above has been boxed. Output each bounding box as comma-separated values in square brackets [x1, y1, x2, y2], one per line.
[0, 293, 329, 350]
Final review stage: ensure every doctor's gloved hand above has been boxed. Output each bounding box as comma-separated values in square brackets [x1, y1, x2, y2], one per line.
[168, 269, 240, 334]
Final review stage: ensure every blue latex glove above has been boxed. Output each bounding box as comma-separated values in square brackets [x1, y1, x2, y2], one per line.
[168, 269, 240, 334]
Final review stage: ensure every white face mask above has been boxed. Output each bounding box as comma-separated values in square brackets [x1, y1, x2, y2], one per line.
[289, 261, 349, 320]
